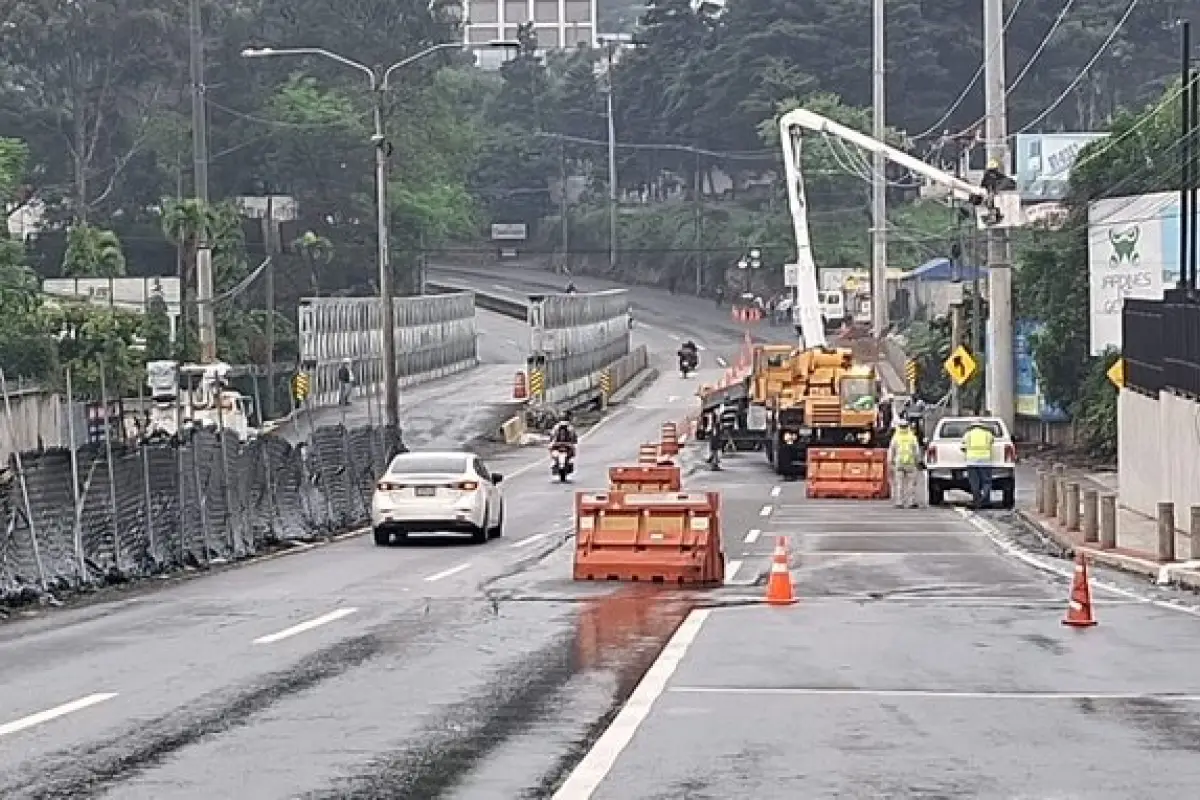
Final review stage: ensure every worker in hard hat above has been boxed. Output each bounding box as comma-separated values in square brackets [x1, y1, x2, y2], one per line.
[888, 417, 922, 508]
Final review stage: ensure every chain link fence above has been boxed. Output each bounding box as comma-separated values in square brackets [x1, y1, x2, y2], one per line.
[0, 422, 403, 603]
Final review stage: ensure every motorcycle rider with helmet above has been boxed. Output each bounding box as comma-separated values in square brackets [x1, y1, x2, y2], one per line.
[678, 339, 699, 374]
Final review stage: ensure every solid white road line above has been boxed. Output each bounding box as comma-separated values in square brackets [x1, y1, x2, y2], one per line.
[770, 486, 782, 497]
[0, 693, 119, 739]
[759, 505, 773, 517]
[668, 687, 1200, 701]
[253, 608, 358, 645]
[424, 562, 472, 582]
[552, 609, 711, 800]
[724, 560, 743, 585]
[805, 551, 992, 557]
[743, 529, 761, 544]
[511, 532, 553, 548]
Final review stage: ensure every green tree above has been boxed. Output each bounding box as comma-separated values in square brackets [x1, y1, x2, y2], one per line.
[41, 303, 145, 398]
[62, 225, 127, 277]
[143, 293, 172, 360]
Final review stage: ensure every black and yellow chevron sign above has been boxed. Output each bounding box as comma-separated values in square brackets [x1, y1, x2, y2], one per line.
[600, 369, 612, 398]
[292, 371, 310, 402]
[904, 359, 919, 393]
[529, 369, 545, 398]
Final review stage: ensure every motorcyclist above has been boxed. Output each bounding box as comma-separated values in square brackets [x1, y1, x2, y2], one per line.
[549, 415, 578, 458]
[565, 282, 577, 294]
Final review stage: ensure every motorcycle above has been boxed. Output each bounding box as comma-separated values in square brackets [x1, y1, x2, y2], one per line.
[679, 350, 699, 378]
[549, 444, 575, 482]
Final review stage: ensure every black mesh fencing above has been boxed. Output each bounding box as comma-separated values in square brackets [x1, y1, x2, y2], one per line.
[0, 423, 403, 602]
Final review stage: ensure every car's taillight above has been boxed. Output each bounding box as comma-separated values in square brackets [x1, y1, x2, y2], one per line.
[378, 481, 403, 491]
[454, 481, 479, 491]
[925, 447, 936, 465]
[1004, 443, 1016, 463]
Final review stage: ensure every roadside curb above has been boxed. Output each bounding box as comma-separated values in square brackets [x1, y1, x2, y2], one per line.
[1016, 507, 1200, 591]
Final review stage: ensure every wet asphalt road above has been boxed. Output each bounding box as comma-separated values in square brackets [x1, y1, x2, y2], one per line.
[569, 454, 1200, 799]
[0, 277, 768, 799]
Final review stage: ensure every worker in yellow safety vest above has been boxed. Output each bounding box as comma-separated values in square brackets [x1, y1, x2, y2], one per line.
[961, 422, 996, 509]
[887, 418, 922, 508]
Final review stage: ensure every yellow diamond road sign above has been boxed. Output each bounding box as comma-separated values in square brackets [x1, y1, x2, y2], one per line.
[1107, 358, 1125, 389]
[943, 345, 978, 386]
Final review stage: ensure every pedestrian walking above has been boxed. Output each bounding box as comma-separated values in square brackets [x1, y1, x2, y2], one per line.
[707, 409, 724, 470]
[961, 420, 996, 509]
[337, 358, 355, 406]
[887, 418, 922, 508]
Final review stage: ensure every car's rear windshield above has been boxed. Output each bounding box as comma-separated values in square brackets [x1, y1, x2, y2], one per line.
[388, 454, 468, 474]
[937, 420, 1005, 439]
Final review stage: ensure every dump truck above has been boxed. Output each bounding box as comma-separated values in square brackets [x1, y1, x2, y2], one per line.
[762, 347, 883, 477]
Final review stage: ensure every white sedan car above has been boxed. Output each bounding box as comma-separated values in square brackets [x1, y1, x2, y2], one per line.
[371, 451, 505, 546]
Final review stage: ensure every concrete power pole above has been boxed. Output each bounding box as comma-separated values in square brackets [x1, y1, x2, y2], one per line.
[189, 0, 216, 363]
[871, 0, 889, 338]
[983, 0, 1014, 427]
[604, 41, 618, 272]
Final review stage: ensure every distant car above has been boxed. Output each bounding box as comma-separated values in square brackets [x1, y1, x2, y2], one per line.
[924, 416, 1017, 508]
[371, 451, 505, 545]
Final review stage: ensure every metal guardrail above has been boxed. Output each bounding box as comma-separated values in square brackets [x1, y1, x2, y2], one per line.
[425, 281, 527, 319]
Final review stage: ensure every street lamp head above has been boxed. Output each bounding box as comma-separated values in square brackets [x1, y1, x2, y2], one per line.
[749, 248, 762, 260]
[241, 47, 274, 57]
[737, 258, 749, 270]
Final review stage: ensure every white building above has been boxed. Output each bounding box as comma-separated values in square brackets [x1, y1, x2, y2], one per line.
[463, 0, 598, 55]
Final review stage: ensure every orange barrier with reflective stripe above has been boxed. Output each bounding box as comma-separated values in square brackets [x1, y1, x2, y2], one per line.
[659, 422, 680, 456]
[512, 371, 527, 400]
[573, 491, 725, 585]
[609, 465, 682, 492]
[805, 448, 891, 500]
[637, 443, 659, 464]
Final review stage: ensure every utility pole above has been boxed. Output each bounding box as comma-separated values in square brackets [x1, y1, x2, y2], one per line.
[604, 40, 618, 272]
[189, 0, 216, 363]
[694, 149, 703, 295]
[1181, 21, 1194, 293]
[949, 238, 964, 415]
[262, 194, 277, 420]
[559, 138, 569, 271]
[870, 0, 888, 338]
[373, 89, 399, 430]
[983, 0, 1014, 427]
[1191, 48, 1199, 293]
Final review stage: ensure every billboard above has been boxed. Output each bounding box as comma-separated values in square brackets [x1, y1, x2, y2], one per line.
[1015, 133, 1108, 202]
[1015, 319, 1069, 421]
[1087, 191, 1190, 354]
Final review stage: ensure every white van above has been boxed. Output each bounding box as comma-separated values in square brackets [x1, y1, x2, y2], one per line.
[818, 290, 846, 331]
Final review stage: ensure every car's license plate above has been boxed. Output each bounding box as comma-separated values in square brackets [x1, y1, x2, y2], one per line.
[415, 487, 436, 497]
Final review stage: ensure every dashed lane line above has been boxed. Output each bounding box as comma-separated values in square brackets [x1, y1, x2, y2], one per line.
[511, 532, 553, 549]
[0, 693, 119, 739]
[770, 486, 782, 497]
[743, 529, 761, 544]
[423, 562, 473, 583]
[724, 560, 743, 585]
[759, 505, 773, 517]
[253, 608, 358, 645]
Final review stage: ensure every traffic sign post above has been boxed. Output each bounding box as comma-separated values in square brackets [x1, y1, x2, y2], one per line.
[904, 359, 919, 394]
[943, 345, 978, 387]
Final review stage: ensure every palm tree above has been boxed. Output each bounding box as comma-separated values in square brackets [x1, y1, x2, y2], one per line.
[61, 224, 127, 278]
[161, 198, 219, 359]
[294, 230, 334, 296]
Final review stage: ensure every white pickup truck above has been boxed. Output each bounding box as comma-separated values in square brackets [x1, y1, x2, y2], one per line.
[924, 416, 1017, 508]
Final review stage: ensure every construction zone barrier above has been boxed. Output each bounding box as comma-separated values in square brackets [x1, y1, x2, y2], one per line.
[513, 370, 528, 400]
[609, 465, 682, 492]
[573, 491, 725, 585]
[806, 448, 891, 500]
[659, 422, 680, 456]
[638, 443, 660, 465]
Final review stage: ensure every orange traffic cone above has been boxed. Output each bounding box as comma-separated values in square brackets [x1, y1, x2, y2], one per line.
[1062, 550, 1097, 628]
[765, 536, 798, 606]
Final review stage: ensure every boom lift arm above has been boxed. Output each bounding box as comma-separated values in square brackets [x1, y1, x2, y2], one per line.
[777, 107, 1019, 352]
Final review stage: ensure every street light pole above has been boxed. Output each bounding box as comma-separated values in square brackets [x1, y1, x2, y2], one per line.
[243, 41, 516, 431]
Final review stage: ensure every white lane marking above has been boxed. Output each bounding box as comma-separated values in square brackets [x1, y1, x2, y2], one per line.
[962, 509, 1200, 619]
[797, 530, 979, 536]
[491, 283, 512, 292]
[743, 529, 761, 544]
[552, 609, 711, 800]
[716, 356, 728, 367]
[668, 687, 1200, 701]
[667, 395, 679, 403]
[724, 560, 743, 585]
[759, 505, 773, 517]
[806, 551, 994, 557]
[253, 608, 358, 645]
[0, 693, 119, 738]
[424, 562, 472, 582]
[511, 532, 552, 549]
[770, 486, 782, 497]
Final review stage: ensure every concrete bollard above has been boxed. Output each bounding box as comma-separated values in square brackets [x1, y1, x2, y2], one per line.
[1192, 506, 1200, 561]
[1035, 470, 1047, 515]
[1065, 483, 1081, 532]
[1045, 474, 1059, 521]
[1157, 502, 1176, 562]
[1056, 478, 1069, 526]
[1082, 489, 1099, 544]
[1099, 493, 1117, 549]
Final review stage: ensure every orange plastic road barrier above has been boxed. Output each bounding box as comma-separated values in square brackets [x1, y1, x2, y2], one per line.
[660, 422, 680, 456]
[806, 448, 891, 500]
[765, 535, 798, 605]
[1063, 551, 1097, 627]
[512, 371, 528, 400]
[609, 465, 682, 492]
[573, 490, 725, 585]
[637, 443, 660, 464]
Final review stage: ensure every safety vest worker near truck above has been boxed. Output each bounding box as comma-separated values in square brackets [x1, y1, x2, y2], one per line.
[887, 419, 922, 508]
[962, 423, 996, 509]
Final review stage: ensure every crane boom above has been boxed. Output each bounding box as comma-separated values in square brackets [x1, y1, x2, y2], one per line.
[777, 107, 1008, 354]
